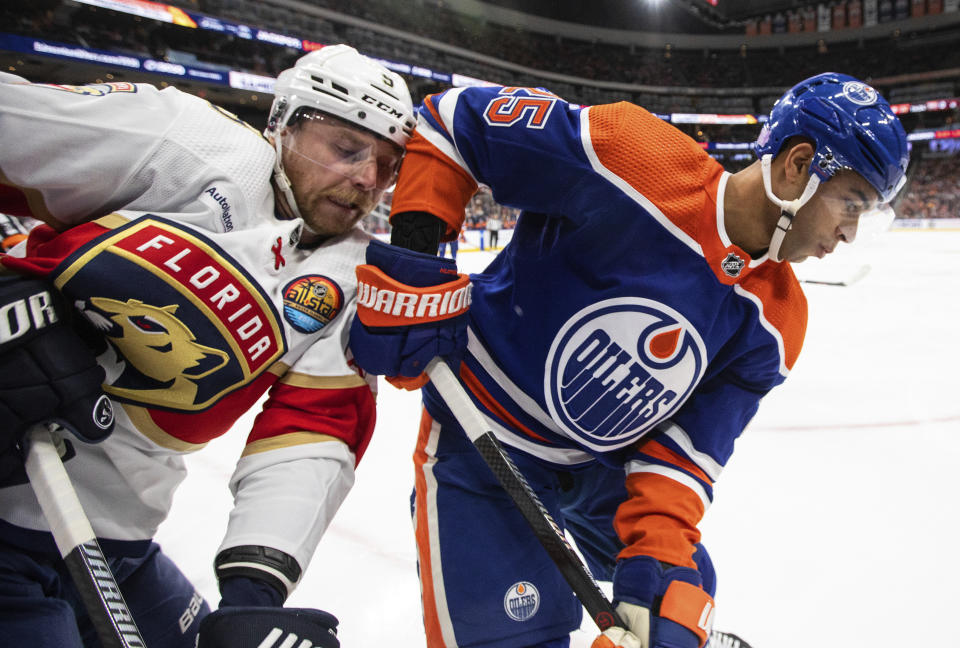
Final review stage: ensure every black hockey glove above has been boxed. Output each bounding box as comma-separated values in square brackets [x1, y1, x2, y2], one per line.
[0, 274, 114, 484]
[198, 608, 339, 648]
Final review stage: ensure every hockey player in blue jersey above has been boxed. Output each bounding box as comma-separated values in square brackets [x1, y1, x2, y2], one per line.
[349, 73, 909, 648]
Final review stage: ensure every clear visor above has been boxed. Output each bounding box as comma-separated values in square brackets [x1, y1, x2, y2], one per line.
[815, 191, 894, 245]
[281, 111, 404, 191]
[855, 204, 897, 241]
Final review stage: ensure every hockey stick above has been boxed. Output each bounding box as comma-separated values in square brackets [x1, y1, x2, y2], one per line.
[23, 424, 148, 648]
[799, 263, 871, 287]
[424, 357, 622, 632]
[424, 358, 753, 648]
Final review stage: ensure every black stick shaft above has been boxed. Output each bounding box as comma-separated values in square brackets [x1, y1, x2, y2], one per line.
[24, 425, 148, 648]
[425, 359, 622, 631]
[425, 361, 756, 647]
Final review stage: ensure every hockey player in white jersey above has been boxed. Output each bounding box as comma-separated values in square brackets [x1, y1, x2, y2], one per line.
[0, 44, 414, 647]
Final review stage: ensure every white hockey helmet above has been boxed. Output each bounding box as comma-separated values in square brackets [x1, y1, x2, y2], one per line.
[266, 44, 415, 149]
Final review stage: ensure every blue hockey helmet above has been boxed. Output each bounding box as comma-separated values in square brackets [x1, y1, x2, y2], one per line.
[754, 72, 909, 203]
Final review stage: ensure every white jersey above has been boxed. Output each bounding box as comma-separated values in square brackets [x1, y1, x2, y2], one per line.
[0, 72, 377, 581]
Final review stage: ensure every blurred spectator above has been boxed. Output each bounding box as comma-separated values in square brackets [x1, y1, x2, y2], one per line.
[6, 0, 960, 111]
[4, 0, 957, 224]
[895, 155, 960, 219]
[438, 238, 459, 260]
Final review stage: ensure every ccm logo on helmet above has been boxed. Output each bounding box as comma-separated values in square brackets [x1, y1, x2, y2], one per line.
[361, 94, 405, 119]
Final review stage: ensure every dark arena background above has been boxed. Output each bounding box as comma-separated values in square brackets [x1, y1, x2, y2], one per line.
[2, 2, 957, 647]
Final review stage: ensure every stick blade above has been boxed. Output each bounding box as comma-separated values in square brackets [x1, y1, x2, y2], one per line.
[709, 629, 754, 648]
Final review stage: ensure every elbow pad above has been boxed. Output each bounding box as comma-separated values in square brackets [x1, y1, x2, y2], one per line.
[215, 545, 302, 604]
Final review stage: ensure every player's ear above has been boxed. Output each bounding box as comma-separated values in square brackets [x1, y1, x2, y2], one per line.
[779, 140, 815, 196]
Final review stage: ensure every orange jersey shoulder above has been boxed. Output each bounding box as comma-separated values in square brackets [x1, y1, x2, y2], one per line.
[587, 102, 724, 244]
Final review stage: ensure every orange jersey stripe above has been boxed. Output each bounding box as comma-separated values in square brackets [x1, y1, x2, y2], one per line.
[615, 471, 705, 568]
[740, 263, 808, 371]
[589, 103, 806, 371]
[588, 102, 721, 246]
[459, 363, 551, 443]
[413, 409, 449, 647]
[422, 94, 448, 135]
[637, 440, 713, 486]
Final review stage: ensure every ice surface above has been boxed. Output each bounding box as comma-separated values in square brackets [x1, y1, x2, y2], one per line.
[156, 229, 960, 647]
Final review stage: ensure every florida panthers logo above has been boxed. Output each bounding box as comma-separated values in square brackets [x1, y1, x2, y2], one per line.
[545, 298, 707, 451]
[52, 216, 286, 411]
[81, 297, 230, 408]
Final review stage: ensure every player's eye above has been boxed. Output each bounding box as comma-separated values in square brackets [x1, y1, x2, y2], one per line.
[129, 315, 168, 334]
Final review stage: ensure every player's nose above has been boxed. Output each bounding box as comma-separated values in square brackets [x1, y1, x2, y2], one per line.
[351, 159, 378, 190]
[838, 220, 859, 245]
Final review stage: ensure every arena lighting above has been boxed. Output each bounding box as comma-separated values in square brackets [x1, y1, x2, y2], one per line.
[671, 113, 759, 124]
[10, 3, 960, 127]
[890, 98, 960, 114]
[72, 0, 197, 28]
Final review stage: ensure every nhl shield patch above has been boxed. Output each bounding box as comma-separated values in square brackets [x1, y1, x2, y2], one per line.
[721, 252, 745, 277]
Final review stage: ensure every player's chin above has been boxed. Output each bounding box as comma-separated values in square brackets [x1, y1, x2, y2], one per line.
[305, 203, 364, 237]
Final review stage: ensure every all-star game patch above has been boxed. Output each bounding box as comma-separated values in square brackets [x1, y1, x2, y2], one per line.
[282, 275, 344, 334]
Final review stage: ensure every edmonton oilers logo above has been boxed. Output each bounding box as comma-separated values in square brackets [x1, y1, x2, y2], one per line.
[504, 581, 540, 621]
[842, 81, 877, 106]
[545, 298, 706, 451]
[282, 275, 343, 334]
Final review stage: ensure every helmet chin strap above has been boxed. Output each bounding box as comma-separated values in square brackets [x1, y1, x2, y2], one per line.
[760, 153, 822, 262]
[271, 133, 321, 237]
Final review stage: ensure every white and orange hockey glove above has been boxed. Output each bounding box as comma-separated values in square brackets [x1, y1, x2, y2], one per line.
[592, 556, 715, 648]
[350, 239, 470, 388]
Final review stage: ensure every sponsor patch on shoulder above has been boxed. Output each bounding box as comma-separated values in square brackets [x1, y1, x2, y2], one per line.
[282, 275, 344, 333]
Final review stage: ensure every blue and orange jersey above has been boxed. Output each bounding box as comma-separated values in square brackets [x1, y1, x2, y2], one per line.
[392, 85, 807, 567]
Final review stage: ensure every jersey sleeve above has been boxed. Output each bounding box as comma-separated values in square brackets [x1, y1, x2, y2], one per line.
[390, 85, 596, 236]
[0, 73, 272, 233]
[615, 290, 807, 568]
[218, 304, 377, 575]
[0, 74, 193, 227]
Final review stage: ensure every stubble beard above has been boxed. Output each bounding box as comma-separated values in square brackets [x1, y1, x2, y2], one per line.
[298, 185, 378, 238]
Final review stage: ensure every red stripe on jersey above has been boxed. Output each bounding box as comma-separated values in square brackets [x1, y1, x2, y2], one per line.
[0, 177, 66, 229]
[247, 381, 377, 463]
[459, 363, 551, 443]
[146, 369, 279, 444]
[0, 183, 32, 220]
[1, 222, 111, 277]
[615, 471, 705, 568]
[389, 131, 477, 242]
